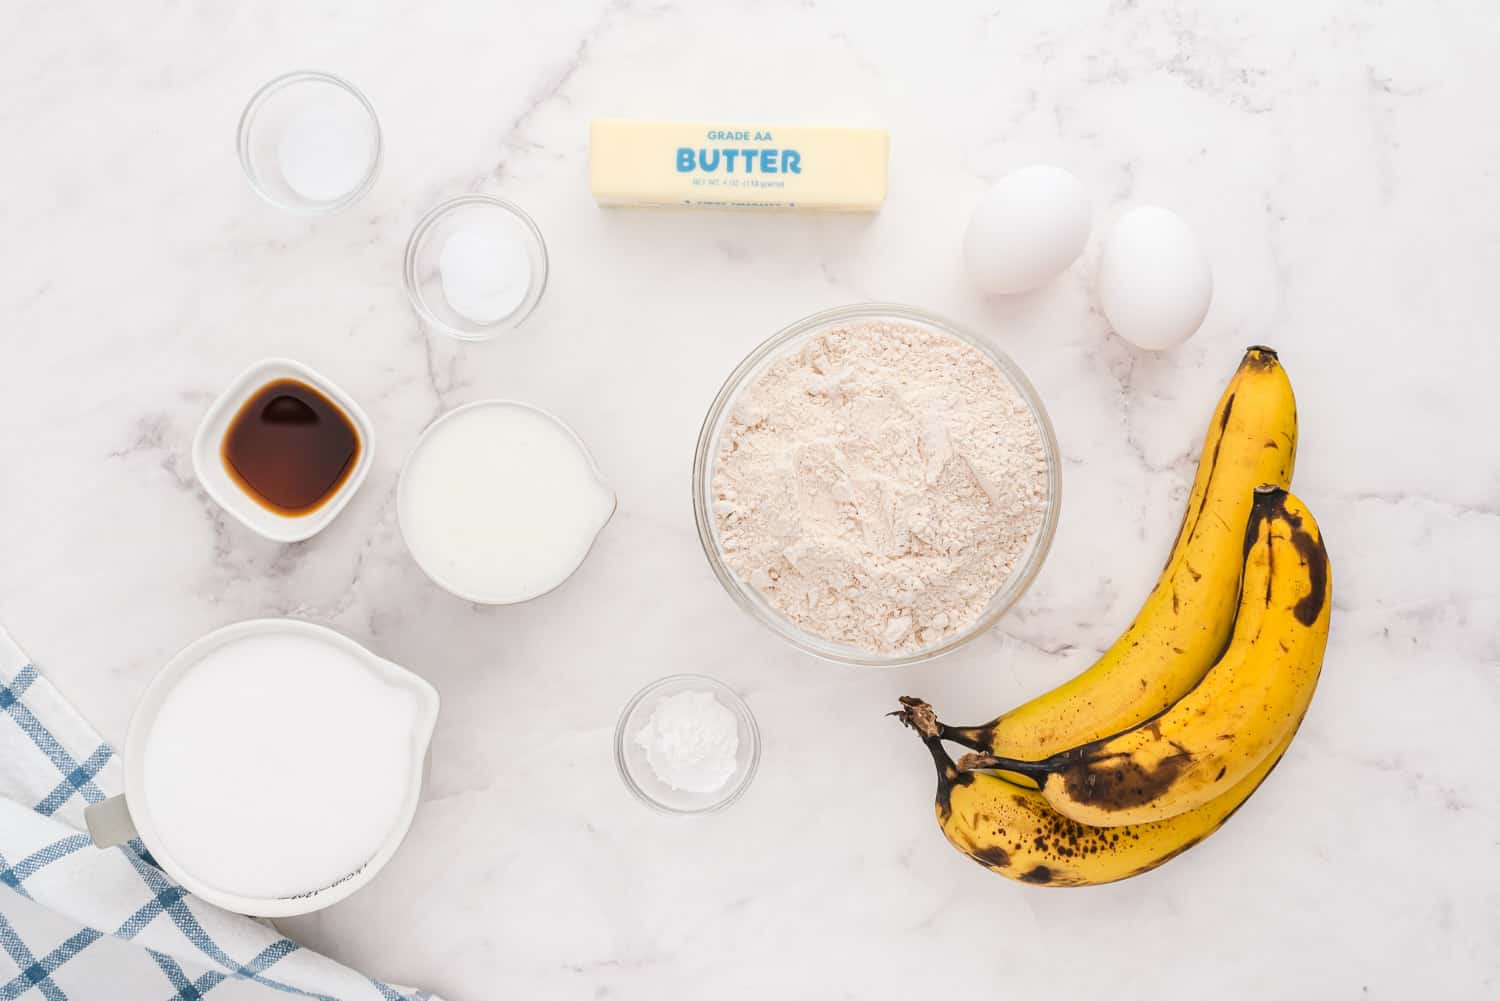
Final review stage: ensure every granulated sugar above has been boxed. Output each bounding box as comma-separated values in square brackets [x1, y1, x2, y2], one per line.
[711, 322, 1049, 655]
[142, 632, 423, 899]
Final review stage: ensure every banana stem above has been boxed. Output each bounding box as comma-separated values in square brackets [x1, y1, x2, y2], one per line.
[893, 698, 1056, 776]
[954, 751, 1051, 782]
[893, 698, 1059, 782]
[933, 723, 997, 752]
[892, 697, 961, 784]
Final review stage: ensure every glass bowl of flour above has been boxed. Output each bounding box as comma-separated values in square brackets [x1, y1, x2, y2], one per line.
[693, 303, 1061, 667]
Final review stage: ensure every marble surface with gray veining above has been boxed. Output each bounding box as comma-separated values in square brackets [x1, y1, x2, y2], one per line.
[2, 1, 1497, 998]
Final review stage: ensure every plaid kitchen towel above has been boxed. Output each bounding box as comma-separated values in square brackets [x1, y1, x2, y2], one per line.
[0, 626, 439, 1001]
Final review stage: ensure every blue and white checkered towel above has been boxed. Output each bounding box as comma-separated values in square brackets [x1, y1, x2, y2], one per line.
[0, 626, 440, 1001]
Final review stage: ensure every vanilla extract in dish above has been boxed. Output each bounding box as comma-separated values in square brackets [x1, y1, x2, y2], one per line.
[222, 378, 360, 516]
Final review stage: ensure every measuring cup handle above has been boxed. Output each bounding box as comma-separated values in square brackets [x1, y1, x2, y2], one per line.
[84, 795, 138, 848]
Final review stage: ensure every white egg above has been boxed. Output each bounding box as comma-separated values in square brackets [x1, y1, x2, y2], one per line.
[964, 165, 1092, 295]
[1097, 206, 1213, 351]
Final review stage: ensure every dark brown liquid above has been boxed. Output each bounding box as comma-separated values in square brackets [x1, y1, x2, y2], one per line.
[221, 379, 360, 516]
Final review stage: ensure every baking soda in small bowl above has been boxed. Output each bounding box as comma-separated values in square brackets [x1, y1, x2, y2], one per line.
[634, 690, 740, 793]
[615, 675, 761, 814]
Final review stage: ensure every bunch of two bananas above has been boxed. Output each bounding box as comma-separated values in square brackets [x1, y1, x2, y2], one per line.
[897, 347, 1332, 887]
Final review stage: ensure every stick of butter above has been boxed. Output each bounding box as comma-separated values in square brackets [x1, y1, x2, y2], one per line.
[589, 118, 888, 212]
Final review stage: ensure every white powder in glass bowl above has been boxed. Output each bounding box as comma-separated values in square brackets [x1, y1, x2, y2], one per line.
[634, 690, 740, 793]
[710, 321, 1049, 655]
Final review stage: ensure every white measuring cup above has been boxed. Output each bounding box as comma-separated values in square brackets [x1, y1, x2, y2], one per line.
[84, 619, 439, 917]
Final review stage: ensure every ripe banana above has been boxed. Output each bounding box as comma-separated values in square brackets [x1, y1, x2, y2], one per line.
[941, 347, 1297, 780]
[963, 486, 1331, 827]
[896, 698, 1303, 887]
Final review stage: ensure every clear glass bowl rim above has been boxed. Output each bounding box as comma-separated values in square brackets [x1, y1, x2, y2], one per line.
[614, 674, 762, 816]
[401, 194, 550, 341]
[691, 302, 1063, 668]
[236, 69, 383, 215]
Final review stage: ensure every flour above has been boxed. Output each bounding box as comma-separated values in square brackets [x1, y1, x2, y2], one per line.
[711, 321, 1049, 654]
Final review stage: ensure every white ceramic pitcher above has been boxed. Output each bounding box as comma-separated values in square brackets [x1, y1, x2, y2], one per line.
[84, 619, 439, 917]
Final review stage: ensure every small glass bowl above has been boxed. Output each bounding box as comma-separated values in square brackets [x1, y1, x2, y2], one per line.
[402, 195, 549, 340]
[692, 302, 1062, 668]
[615, 675, 761, 815]
[236, 71, 382, 214]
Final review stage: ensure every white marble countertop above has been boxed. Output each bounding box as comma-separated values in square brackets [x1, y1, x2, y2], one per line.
[4, 2, 1498, 998]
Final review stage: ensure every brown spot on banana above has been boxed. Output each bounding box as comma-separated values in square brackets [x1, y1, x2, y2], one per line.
[1056, 746, 1195, 811]
[1245, 485, 1286, 561]
[1177, 390, 1238, 553]
[969, 845, 1012, 870]
[1290, 525, 1329, 626]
